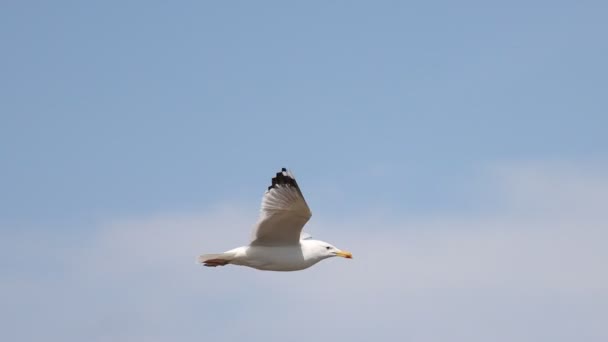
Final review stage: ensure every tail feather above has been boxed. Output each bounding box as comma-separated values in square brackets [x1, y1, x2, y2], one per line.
[197, 253, 233, 267]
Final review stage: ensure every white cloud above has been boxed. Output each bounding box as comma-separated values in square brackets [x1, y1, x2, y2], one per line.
[2, 161, 607, 342]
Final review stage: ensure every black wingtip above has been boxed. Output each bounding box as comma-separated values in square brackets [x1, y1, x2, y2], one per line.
[267, 167, 299, 192]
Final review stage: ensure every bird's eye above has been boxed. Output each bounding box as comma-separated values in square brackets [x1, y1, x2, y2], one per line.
[326, 246, 331, 250]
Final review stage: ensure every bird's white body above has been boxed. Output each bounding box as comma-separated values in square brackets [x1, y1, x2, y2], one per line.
[197, 168, 352, 271]
[223, 240, 336, 271]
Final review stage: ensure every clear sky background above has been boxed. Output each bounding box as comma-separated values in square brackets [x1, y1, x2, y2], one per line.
[1, 1, 607, 341]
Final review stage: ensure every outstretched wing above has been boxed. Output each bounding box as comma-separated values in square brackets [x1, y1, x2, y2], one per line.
[249, 168, 312, 246]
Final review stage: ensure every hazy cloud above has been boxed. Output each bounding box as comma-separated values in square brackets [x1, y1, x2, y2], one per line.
[2, 161, 607, 341]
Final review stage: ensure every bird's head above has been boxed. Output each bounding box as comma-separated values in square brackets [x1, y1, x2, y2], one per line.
[309, 240, 353, 259]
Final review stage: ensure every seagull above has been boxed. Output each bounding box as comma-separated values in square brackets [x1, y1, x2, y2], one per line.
[197, 167, 353, 271]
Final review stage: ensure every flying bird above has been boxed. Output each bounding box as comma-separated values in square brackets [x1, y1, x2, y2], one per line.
[197, 167, 353, 271]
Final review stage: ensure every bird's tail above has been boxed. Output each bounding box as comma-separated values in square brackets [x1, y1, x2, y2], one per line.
[196, 253, 234, 267]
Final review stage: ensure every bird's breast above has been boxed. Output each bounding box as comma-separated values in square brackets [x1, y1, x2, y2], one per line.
[237, 245, 319, 271]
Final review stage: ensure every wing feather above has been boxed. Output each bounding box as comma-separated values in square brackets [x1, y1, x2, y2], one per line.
[250, 168, 312, 246]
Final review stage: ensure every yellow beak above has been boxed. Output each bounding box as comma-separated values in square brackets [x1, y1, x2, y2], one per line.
[335, 250, 353, 259]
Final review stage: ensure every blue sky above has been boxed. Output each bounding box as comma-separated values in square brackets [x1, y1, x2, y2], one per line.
[1, 1, 607, 341]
